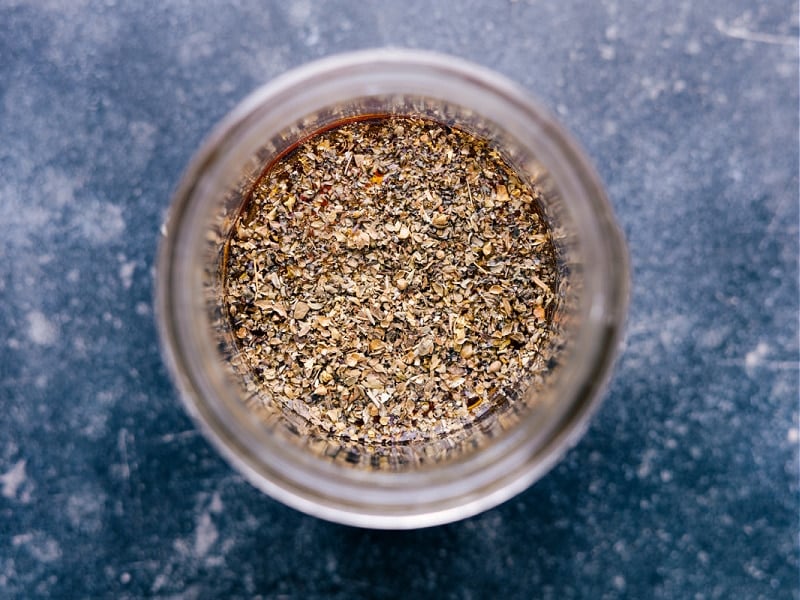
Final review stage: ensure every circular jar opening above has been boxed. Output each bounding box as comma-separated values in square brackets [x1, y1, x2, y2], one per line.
[156, 50, 629, 528]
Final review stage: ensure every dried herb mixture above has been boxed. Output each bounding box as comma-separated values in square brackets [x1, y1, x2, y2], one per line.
[224, 116, 558, 445]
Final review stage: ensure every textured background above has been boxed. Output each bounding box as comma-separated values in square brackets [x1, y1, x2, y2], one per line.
[1, 1, 798, 598]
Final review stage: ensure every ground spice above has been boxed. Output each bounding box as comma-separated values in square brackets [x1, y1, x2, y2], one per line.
[223, 116, 558, 446]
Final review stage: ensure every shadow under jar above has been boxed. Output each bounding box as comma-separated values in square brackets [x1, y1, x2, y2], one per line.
[156, 50, 629, 529]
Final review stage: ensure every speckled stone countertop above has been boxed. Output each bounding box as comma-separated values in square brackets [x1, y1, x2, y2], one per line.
[1, 1, 797, 598]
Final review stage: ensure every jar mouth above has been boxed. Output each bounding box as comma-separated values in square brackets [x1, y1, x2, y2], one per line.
[156, 49, 629, 528]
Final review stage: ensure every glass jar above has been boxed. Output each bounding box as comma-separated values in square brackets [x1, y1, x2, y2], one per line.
[156, 49, 629, 528]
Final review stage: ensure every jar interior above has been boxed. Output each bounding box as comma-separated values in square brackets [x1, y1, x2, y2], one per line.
[194, 94, 584, 472]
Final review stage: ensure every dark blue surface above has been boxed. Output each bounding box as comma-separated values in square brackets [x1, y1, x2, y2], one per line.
[1, 1, 798, 598]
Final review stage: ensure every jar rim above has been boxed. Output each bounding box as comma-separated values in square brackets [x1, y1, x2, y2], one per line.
[156, 49, 629, 528]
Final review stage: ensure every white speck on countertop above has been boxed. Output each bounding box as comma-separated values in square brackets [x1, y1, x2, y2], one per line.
[193, 511, 219, 558]
[745, 342, 770, 369]
[26, 311, 58, 346]
[599, 44, 616, 60]
[79, 200, 125, 244]
[12, 532, 62, 563]
[127, 121, 157, 170]
[119, 260, 136, 290]
[636, 448, 657, 479]
[603, 120, 618, 136]
[0, 459, 27, 500]
[612, 575, 626, 591]
[209, 491, 223, 514]
[685, 39, 702, 54]
[286, 0, 312, 26]
[66, 488, 106, 533]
